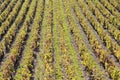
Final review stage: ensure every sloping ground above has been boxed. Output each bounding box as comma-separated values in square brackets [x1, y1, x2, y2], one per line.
[0, 0, 120, 80]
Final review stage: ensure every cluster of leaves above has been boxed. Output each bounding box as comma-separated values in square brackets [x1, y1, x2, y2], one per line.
[0, 0, 11, 14]
[108, 0, 119, 7]
[78, 0, 120, 62]
[53, 0, 85, 79]
[71, 0, 120, 79]
[35, 0, 54, 80]
[0, 0, 34, 79]
[0, 0, 24, 41]
[52, 0, 63, 80]
[85, 0, 120, 44]
[0, 0, 17, 23]
[100, 0, 120, 20]
[0, 0, 24, 62]
[32, 0, 45, 80]
[14, 0, 39, 79]
[64, 0, 106, 80]
[92, 0, 120, 29]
